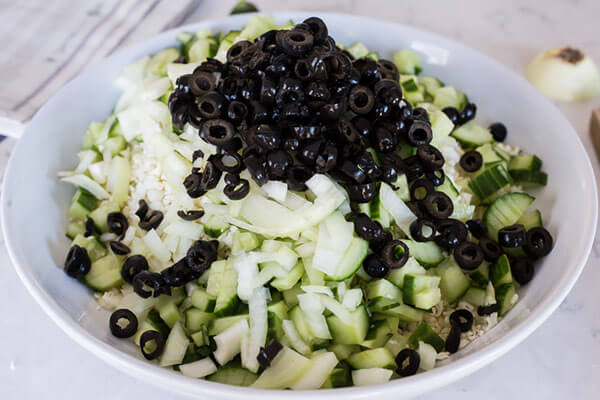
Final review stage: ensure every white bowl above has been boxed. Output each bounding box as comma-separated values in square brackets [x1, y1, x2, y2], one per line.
[2, 12, 597, 399]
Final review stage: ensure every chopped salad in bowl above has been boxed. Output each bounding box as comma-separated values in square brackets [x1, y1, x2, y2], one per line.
[59, 15, 553, 389]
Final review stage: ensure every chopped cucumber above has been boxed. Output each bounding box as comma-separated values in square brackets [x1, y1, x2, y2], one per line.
[88, 202, 119, 233]
[393, 49, 423, 74]
[508, 154, 542, 171]
[437, 261, 470, 304]
[468, 262, 490, 287]
[84, 253, 122, 291]
[347, 347, 396, 370]
[361, 319, 393, 349]
[484, 192, 535, 239]
[489, 254, 513, 287]
[509, 170, 548, 187]
[326, 305, 369, 345]
[324, 237, 368, 281]
[251, 346, 312, 389]
[517, 209, 543, 230]
[367, 279, 402, 302]
[462, 286, 487, 307]
[408, 322, 444, 352]
[159, 321, 189, 367]
[403, 240, 444, 268]
[207, 361, 258, 386]
[496, 283, 518, 316]
[433, 86, 467, 110]
[451, 120, 493, 149]
[468, 163, 512, 201]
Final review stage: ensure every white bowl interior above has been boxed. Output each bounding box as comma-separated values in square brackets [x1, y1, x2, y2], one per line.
[2, 12, 597, 399]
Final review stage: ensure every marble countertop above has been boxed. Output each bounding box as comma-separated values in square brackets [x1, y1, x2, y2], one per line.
[2, 0, 600, 398]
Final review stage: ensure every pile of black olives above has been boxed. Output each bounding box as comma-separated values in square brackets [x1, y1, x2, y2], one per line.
[169, 17, 432, 201]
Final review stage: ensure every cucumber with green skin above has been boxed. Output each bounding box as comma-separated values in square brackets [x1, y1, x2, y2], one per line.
[496, 283, 518, 316]
[451, 120, 494, 149]
[489, 254, 513, 287]
[408, 322, 445, 352]
[347, 347, 397, 370]
[484, 192, 535, 239]
[462, 286, 487, 307]
[437, 262, 470, 304]
[508, 154, 543, 171]
[468, 163, 512, 201]
[517, 209, 543, 230]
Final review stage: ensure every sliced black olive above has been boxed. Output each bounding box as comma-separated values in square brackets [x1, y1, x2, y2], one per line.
[244, 154, 268, 186]
[498, 224, 527, 248]
[280, 29, 314, 57]
[135, 199, 149, 221]
[362, 253, 389, 279]
[184, 173, 207, 198]
[212, 152, 244, 174]
[381, 240, 409, 269]
[190, 71, 216, 97]
[395, 348, 420, 377]
[449, 309, 474, 332]
[411, 107, 430, 123]
[314, 141, 338, 172]
[200, 119, 235, 146]
[417, 144, 445, 171]
[107, 212, 128, 239]
[477, 303, 500, 316]
[121, 255, 150, 284]
[459, 102, 477, 124]
[139, 211, 164, 231]
[422, 191, 454, 219]
[442, 107, 459, 124]
[226, 40, 252, 63]
[489, 122, 507, 142]
[224, 176, 250, 200]
[478, 237, 503, 262]
[197, 91, 226, 119]
[407, 120, 433, 147]
[200, 159, 223, 190]
[227, 100, 248, 123]
[140, 330, 165, 360]
[186, 240, 218, 274]
[402, 155, 424, 182]
[303, 17, 328, 43]
[109, 241, 130, 255]
[337, 117, 359, 143]
[286, 165, 313, 192]
[353, 213, 386, 242]
[410, 178, 435, 201]
[192, 150, 205, 162]
[466, 219, 487, 239]
[348, 86, 375, 115]
[64, 245, 91, 278]
[435, 219, 468, 250]
[252, 124, 282, 150]
[177, 210, 205, 221]
[459, 150, 483, 172]
[410, 218, 437, 242]
[425, 169, 445, 187]
[372, 126, 396, 153]
[511, 257, 535, 285]
[133, 271, 169, 298]
[352, 116, 371, 137]
[344, 182, 378, 203]
[524, 227, 553, 258]
[445, 325, 461, 354]
[161, 257, 199, 288]
[84, 217, 98, 237]
[453, 241, 484, 270]
[377, 60, 400, 82]
[109, 309, 138, 339]
[257, 339, 283, 369]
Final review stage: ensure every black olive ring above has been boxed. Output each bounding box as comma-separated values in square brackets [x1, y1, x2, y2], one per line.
[395, 348, 420, 377]
[449, 309, 474, 332]
[381, 240, 410, 269]
[453, 241, 484, 270]
[139, 330, 166, 360]
[109, 309, 138, 339]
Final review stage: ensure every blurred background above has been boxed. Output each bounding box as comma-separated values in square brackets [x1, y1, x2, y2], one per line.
[1, 1, 599, 399]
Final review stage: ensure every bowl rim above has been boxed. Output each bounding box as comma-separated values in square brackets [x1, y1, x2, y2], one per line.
[2, 11, 598, 399]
